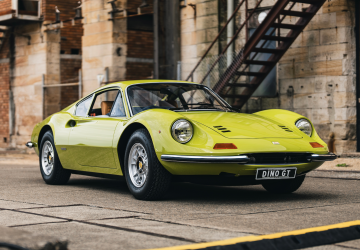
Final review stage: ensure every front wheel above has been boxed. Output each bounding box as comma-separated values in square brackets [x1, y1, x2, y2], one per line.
[124, 129, 171, 200]
[262, 175, 305, 194]
[39, 131, 71, 185]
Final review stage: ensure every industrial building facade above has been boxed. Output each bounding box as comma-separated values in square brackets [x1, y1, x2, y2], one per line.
[0, 0, 358, 154]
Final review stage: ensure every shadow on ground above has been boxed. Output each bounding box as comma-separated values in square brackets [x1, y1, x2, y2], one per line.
[66, 176, 339, 204]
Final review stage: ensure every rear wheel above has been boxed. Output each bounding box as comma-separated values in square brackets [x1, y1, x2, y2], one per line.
[124, 129, 171, 200]
[262, 175, 305, 194]
[39, 131, 71, 185]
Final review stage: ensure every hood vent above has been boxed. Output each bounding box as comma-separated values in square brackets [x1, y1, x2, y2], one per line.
[278, 125, 293, 132]
[213, 126, 231, 133]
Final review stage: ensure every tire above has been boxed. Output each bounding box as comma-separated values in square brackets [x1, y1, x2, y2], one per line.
[124, 128, 171, 200]
[262, 175, 306, 194]
[39, 131, 71, 185]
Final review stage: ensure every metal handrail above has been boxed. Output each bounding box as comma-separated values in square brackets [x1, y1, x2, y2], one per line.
[185, 0, 247, 81]
[197, 0, 264, 85]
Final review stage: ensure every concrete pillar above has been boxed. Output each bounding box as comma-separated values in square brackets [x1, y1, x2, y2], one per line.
[81, 0, 127, 96]
[9, 23, 61, 148]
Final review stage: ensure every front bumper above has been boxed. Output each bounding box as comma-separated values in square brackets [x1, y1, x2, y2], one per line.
[306, 153, 337, 162]
[161, 155, 250, 164]
[161, 153, 337, 164]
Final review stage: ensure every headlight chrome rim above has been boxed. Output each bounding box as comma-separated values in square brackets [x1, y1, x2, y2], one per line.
[171, 119, 193, 144]
[295, 118, 313, 137]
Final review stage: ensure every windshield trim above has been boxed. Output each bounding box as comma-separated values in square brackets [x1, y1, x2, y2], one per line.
[125, 82, 234, 117]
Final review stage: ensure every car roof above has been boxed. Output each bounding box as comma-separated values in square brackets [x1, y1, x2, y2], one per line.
[99, 79, 199, 90]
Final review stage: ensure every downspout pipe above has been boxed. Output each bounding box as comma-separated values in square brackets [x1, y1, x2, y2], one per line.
[356, 0, 360, 151]
[227, 0, 234, 67]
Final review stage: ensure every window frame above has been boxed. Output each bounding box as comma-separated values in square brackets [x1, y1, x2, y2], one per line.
[109, 91, 127, 118]
[125, 83, 233, 117]
[74, 87, 128, 119]
[74, 94, 94, 117]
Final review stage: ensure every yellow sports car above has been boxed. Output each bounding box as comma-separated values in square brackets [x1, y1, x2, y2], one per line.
[26, 80, 336, 200]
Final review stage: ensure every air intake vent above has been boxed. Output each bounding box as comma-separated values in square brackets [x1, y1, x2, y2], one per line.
[278, 125, 293, 132]
[213, 126, 231, 133]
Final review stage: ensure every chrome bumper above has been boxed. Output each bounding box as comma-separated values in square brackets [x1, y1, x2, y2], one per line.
[306, 153, 337, 162]
[25, 142, 35, 148]
[161, 153, 338, 164]
[161, 155, 250, 164]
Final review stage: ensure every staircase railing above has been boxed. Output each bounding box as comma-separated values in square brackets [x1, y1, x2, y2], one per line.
[185, 0, 263, 83]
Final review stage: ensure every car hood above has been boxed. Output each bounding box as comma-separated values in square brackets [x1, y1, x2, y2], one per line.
[180, 111, 303, 139]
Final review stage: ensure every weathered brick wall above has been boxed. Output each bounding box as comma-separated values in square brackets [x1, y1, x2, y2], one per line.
[0, 36, 10, 148]
[126, 30, 153, 80]
[180, 0, 219, 81]
[0, 0, 12, 15]
[81, 0, 127, 96]
[42, 0, 83, 55]
[126, 0, 153, 13]
[277, 0, 357, 153]
[60, 56, 81, 109]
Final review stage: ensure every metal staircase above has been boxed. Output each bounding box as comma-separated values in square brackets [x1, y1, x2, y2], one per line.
[186, 0, 326, 109]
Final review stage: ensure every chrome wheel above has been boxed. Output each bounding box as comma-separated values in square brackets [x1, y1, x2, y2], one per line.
[41, 141, 54, 176]
[128, 143, 148, 188]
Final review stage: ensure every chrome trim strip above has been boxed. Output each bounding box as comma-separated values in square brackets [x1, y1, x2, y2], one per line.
[307, 153, 337, 162]
[161, 155, 250, 164]
[25, 142, 34, 148]
[124, 85, 134, 117]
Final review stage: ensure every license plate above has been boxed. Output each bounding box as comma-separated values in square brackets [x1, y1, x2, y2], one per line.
[256, 167, 297, 180]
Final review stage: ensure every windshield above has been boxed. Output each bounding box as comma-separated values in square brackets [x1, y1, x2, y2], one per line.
[127, 83, 236, 115]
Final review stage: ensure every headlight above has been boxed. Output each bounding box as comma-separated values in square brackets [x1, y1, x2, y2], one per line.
[295, 119, 312, 137]
[171, 119, 193, 143]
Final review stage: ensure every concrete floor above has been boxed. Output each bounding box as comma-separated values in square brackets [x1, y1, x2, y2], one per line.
[0, 160, 360, 250]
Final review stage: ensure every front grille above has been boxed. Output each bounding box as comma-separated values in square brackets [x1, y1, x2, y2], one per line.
[247, 153, 310, 164]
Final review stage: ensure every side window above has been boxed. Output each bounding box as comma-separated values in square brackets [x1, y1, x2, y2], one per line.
[110, 92, 126, 117]
[75, 97, 93, 117]
[89, 90, 119, 117]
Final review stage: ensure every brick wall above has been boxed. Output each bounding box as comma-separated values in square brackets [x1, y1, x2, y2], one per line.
[126, 30, 153, 80]
[60, 57, 81, 109]
[126, 0, 153, 14]
[180, 0, 219, 81]
[0, 0, 12, 15]
[43, 0, 83, 55]
[277, 0, 357, 153]
[0, 35, 10, 148]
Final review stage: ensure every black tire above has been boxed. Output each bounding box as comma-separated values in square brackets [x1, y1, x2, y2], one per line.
[262, 175, 305, 194]
[39, 131, 71, 185]
[124, 128, 171, 200]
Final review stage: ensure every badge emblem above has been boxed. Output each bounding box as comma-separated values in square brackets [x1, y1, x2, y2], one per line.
[272, 142, 280, 145]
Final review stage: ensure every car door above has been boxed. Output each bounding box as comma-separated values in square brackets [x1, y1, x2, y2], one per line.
[68, 88, 123, 170]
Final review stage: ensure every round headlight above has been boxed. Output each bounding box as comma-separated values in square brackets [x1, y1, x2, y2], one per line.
[295, 119, 312, 137]
[171, 119, 193, 144]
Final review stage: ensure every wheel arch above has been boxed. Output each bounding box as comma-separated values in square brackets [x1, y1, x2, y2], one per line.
[38, 125, 53, 150]
[117, 122, 149, 173]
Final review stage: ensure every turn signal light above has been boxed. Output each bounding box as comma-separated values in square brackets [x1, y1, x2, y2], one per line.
[213, 143, 238, 149]
[310, 142, 324, 148]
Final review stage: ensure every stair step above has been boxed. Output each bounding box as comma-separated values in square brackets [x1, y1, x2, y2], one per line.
[280, 10, 313, 17]
[244, 60, 276, 66]
[235, 71, 267, 77]
[291, 0, 322, 4]
[252, 48, 286, 54]
[227, 83, 257, 88]
[272, 23, 304, 29]
[262, 35, 293, 41]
